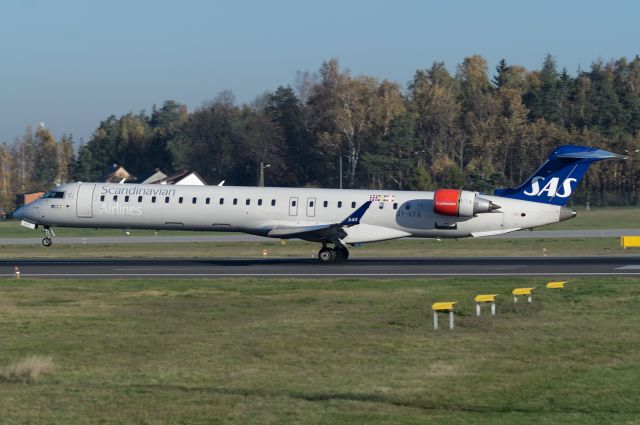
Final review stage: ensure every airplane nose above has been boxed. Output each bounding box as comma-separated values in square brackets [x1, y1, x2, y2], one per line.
[12, 206, 25, 220]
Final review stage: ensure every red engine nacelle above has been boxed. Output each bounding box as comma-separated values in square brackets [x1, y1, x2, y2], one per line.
[433, 189, 500, 217]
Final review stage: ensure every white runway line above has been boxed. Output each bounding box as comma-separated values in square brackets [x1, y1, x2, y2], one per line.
[4, 272, 640, 277]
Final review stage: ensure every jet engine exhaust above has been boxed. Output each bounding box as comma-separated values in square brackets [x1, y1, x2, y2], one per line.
[433, 189, 501, 217]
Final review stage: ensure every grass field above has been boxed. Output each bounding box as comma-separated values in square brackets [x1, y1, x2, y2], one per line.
[0, 237, 634, 260]
[0, 277, 639, 424]
[537, 206, 639, 230]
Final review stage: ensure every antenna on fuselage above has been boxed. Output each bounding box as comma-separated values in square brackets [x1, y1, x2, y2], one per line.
[218, 180, 225, 186]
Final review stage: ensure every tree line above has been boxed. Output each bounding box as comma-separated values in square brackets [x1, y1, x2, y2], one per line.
[2, 54, 640, 212]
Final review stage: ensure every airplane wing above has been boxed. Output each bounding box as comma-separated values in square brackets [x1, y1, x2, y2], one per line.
[266, 201, 372, 239]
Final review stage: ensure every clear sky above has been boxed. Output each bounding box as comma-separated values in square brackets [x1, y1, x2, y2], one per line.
[1, 0, 638, 144]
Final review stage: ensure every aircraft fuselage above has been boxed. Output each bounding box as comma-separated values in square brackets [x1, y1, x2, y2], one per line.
[17, 182, 570, 244]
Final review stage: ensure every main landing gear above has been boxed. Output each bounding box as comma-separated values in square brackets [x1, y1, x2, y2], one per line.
[318, 245, 349, 263]
[42, 226, 55, 247]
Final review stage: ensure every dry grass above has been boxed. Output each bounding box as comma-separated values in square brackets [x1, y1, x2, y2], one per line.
[0, 355, 54, 383]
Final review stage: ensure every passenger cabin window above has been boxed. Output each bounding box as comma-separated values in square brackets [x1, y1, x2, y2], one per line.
[152, 196, 157, 203]
[178, 197, 183, 204]
[246, 199, 250, 206]
[125, 195, 130, 202]
[206, 198, 210, 205]
[258, 199, 262, 206]
[138, 196, 143, 203]
[379, 202, 384, 209]
[271, 199, 276, 206]
[113, 195, 118, 202]
[393, 202, 398, 210]
[351, 201, 356, 208]
[100, 195, 105, 202]
[337, 201, 342, 208]
[192, 197, 197, 204]
[323, 201, 328, 207]
[219, 198, 224, 205]
[165, 196, 170, 203]
[43, 191, 65, 199]
[233, 198, 238, 205]
[405, 203, 410, 210]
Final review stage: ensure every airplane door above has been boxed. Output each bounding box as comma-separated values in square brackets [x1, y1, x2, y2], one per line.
[289, 197, 299, 216]
[306, 197, 316, 217]
[76, 184, 95, 218]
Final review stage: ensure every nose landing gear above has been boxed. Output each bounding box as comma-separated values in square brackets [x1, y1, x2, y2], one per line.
[41, 226, 55, 247]
[318, 244, 349, 263]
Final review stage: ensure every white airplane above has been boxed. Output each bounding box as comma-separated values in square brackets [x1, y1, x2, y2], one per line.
[13, 145, 622, 263]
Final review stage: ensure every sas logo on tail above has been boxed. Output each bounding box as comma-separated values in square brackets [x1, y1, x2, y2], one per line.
[523, 177, 577, 198]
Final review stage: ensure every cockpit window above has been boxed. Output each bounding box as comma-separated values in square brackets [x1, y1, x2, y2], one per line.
[42, 191, 65, 199]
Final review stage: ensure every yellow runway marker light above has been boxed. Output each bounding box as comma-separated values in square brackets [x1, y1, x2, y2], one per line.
[512, 287, 534, 303]
[621, 236, 640, 249]
[474, 294, 498, 316]
[474, 294, 497, 303]
[431, 302, 457, 330]
[432, 302, 457, 311]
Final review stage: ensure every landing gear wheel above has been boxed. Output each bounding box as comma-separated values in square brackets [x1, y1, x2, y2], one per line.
[41, 226, 55, 247]
[318, 247, 337, 263]
[335, 246, 349, 261]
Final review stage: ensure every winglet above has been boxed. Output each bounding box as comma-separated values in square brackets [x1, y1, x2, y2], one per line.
[340, 201, 372, 226]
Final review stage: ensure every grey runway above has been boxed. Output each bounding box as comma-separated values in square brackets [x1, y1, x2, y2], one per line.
[2, 256, 640, 278]
[1, 229, 640, 245]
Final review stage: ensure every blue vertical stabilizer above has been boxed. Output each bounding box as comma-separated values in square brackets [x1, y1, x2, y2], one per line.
[494, 145, 623, 205]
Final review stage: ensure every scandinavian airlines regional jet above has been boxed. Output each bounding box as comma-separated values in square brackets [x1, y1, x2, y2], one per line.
[13, 145, 622, 263]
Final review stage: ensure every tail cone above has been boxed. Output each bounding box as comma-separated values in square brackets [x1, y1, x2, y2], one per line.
[559, 207, 577, 222]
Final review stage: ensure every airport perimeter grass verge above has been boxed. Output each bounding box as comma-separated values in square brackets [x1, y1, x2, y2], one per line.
[0, 277, 638, 424]
[0, 236, 632, 259]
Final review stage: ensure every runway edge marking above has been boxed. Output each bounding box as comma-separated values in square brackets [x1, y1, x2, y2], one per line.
[3, 272, 640, 278]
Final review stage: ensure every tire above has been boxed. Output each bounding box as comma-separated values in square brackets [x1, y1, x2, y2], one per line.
[318, 247, 336, 263]
[42, 237, 53, 247]
[335, 247, 349, 261]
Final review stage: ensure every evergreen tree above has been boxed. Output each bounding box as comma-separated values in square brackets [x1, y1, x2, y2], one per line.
[410, 63, 461, 166]
[363, 112, 419, 189]
[0, 143, 13, 210]
[493, 58, 509, 89]
[528, 53, 563, 124]
[180, 91, 242, 184]
[73, 143, 100, 181]
[11, 127, 36, 192]
[32, 127, 59, 190]
[149, 100, 188, 174]
[58, 133, 74, 184]
[268, 86, 317, 186]
[588, 61, 626, 135]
